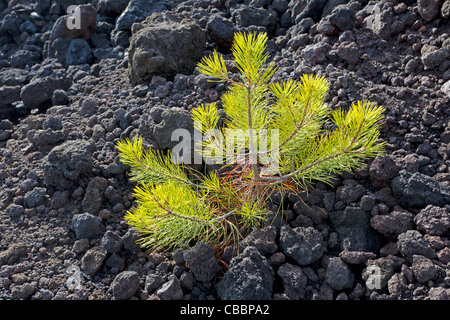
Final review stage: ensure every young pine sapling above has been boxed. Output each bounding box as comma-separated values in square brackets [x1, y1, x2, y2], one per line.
[117, 32, 385, 251]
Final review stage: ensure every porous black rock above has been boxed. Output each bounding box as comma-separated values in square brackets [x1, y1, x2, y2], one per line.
[279, 225, 325, 266]
[391, 170, 450, 207]
[216, 246, 274, 300]
[42, 140, 94, 189]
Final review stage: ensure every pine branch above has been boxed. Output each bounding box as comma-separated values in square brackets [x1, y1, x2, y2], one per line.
[117, 136, 209, 190]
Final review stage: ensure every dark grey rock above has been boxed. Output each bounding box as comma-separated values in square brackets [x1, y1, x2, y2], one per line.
[72, 238, 90, 255]
[131, 85, 148, 98]
[0, 243, 27, 266]
[231, 5, 278, 34]
[329, 207, 380, 252]
[110, 29, 130, 47]
[293, 201, 327, 224]
[24, 187, 46, 208]
[327, 4, 356, 31]
[72, 213, 103, 240]
[194, 74, 215, 90]
[397, 230, 436, 261]
[50, 38, 93, 66]
[101, 155, 130, 178]
[80, 246, 107, 276]
[154, 84, 169, 98]
[336, 41, 360, 65]
[317, 19, 339, 35]
[51, 191, 69, 209]
[151, 107, 193, 151]
[104, 186, 122, 205]
[10, 50, 41, 69]
[206, 15, 238, 48]
[421, 45, 450, 70]
[156, 274, 183, 300]
[372, 187, 397, 208]
[42, 140, 94, 189]
[128, 12, 206, 83]
[129, 14, 206, 83]
[216, 246, 274, 300]
[291, 0, 328, 22]
[414, 205, 450, 236]
[115, 0, 171, 31]
[363, 6, 396, 40]
[289, 17, 314, 35]
[442, 0, 450, 18]
[1, 12, 21, 36]
[183, 242, 219, 283]
[287, 34, 310, 50]
[20, 65, 72, 109]
[323, 192, 336, 211]
[360, 195, 376, 211]
[43, 116, 63, 131]
[93, 47, 124, 60]
[0, 129, 12, 141]
[50, 4, 97, 41]
[387, 273, 408, 297]
[0, 189, 14, 212]
[145, 273, 164, 293]
[173, 74, 189, 91]
[272, 0, 288, 13]
[411, 255, 437, 283]
[19, 20, 38, 35]
[326, 257, 354, 291]
[111, 270, 141, 300]
[369, 155, 400, 187]
[10, 283, 35, 300]
[428, 287, 448, 300]
[19, 179, 38, 193]
[122, 229, 140, 253]
[0, 85, 20, 115]
[180, 271, 194, 291]
[370, 209, 415, 239]
[0, 69, 31, 87]
[82, 177, 108, 215]
[100, 231, 123, 254]
[8, 204, 24, 218]
[97, 0, 130, 16]
[277, 263, 307, 299]
[300, 42, 328, 65]
[418, 0, 442, 21]
[27, 129, 65, 150]
[105, 253, 125, 272]
[279, 225, 325, 266]
[241, 226, 278, 256]
[391, 170, 450, 207]
[78, 97, 97, 116]
[338, 183, 365, 205]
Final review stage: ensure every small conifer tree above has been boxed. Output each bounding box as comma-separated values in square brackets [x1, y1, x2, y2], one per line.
[117, 32, 385, 251]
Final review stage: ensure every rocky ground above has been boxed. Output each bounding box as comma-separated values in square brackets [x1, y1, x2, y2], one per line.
[0, 0, 450, 301]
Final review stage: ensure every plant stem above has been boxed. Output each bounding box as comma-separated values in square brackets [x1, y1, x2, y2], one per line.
[246, 85, 260, 181]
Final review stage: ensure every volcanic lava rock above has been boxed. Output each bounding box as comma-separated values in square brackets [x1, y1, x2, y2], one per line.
[42, 140, 94, 189]
[216, 246, 274, 300]
[279, 225, 325, 266]
[128, 12, 206, 83]
[391, 170, 450, 207]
